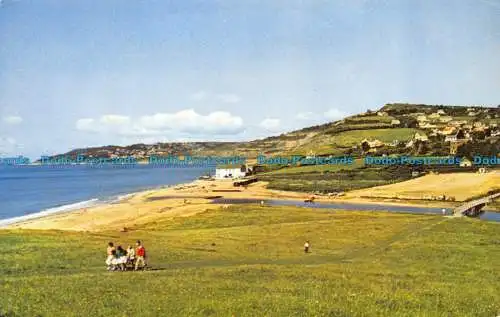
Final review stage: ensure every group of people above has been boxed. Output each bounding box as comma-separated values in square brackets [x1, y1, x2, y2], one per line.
[106, 240, 147, 271]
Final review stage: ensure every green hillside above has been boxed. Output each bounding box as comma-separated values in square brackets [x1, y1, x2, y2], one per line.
[50, 103, 499, 161]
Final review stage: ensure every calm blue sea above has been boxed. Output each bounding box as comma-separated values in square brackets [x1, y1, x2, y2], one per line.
[0, 165, 213, 225]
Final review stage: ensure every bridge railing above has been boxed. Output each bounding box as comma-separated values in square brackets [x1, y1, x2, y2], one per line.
[453, 192, 500, 216]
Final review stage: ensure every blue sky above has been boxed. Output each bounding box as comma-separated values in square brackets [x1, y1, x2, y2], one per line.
[1, 0, 499, 159]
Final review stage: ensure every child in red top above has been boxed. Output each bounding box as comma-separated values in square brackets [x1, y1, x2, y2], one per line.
[134, 240, 147, 270]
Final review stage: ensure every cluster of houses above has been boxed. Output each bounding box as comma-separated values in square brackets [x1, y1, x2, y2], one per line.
[360, 132, 429, 154]
[108, 145, 168, 159]
[363, 108, 499, 154]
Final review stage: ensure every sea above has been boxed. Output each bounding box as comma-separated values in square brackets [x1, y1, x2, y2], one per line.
[0, 165, 214, 226]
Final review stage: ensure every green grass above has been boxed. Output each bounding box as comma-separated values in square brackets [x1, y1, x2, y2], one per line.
[344, 115, 396, 124]
[1, 206, 499, 317]
[260, 165, 414, 193]
[281, 128, 420, 157]
[261, 158, 365, 175]
[330, 128, 419, 146]
[264, 178, 394, 192]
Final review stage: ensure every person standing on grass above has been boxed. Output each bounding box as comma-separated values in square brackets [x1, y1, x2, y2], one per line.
[105, 242, 115, 270]
[304, 240, 310, 253]
[135, 240, 147, 270]
[126, 245, 135, 268]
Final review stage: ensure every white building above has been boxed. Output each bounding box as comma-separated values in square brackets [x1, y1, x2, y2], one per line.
[215, 166, 247, 179]
[460, 157, 472, 167]
[445, 135, 457, 142]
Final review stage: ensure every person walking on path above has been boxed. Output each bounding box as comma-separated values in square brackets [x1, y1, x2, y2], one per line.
[304, 240, 310, 253]
[135, 240, 147, 271]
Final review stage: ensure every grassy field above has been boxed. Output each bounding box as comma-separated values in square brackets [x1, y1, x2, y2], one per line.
[329, 128, 419, 146]
[261, 158, 365, 175]
[280, 128, 421, 156]
[343, 115, 396, 124]
[260, 165, 414, 193]
[1, 205, 499, 317]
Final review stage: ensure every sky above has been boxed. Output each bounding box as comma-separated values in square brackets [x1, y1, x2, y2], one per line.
[1, 0, 499, 159]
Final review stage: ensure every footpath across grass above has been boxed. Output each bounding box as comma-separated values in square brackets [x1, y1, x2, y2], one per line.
[0, 205, 499, 317]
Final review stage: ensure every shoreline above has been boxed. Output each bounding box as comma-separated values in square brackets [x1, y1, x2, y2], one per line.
[0, 181, 192, 229]
[2, 177, 498, 231]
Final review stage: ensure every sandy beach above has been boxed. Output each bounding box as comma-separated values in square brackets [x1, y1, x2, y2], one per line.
[2, 179, 302, 231]
[5, 175, 485, 231]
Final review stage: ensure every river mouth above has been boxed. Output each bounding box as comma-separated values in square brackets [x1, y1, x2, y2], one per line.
[211, 198, 500, 222]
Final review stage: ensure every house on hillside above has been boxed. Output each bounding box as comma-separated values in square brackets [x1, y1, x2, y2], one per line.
[389, 140, 400, 147]
[449, 120, 466, 127]
[445, 129, 470, 143]
[473, 122, 486, 129]
[405, 133, 428, 149]
[377, 111, 388, 116]
[417, 115, 428, 122]
[429, 113, 441, 119]
[360, 139, 385, 153]
[448, 137, 471, 154]
[361, 139, 385, 148]
[306, 150, 316, 159]
[445, 135, 457, 142]
[419, 122, 437, 129]
[414, 132, 428, 142]
[215, 164, 248, 179]
[440, 126, 457, 135]
[459, 157, 472, 167]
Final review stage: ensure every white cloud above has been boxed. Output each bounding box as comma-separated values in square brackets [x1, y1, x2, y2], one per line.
[76, 109, 245, 137]
[2, 116, 23, 125]
[216, 93, 241, 104]
[324, 108, 347, 120]
[259, 118, 281, 131]
[140, 109, 244, 134]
